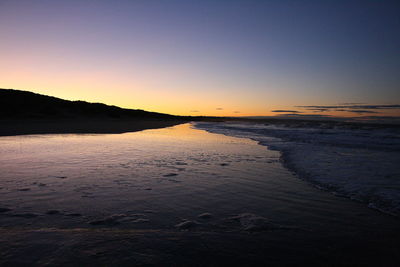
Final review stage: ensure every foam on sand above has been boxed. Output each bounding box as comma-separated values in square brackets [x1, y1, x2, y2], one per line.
[195, 122, 400, 216]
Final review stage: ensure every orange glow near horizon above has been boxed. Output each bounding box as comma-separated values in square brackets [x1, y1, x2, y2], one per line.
[1, 69, 400, 118]
[1, 65, 399, 118]
[0, 66, 304, 117]
[1, 81, 399, 119]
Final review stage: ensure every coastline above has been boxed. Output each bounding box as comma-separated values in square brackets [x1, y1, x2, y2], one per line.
[194, 121, 400, 217]
[1, 123, 399, 266]
[0, 118, 187, 136]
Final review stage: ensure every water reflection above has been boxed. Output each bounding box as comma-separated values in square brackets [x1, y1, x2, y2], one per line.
[0, 123, 278, 228]
[0, 123, 398, 235]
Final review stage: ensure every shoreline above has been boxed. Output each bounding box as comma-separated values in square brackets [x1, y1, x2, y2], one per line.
[1, 123, 399, 266]
[0, 118, 187, 136]
[194, 121, 400, 218]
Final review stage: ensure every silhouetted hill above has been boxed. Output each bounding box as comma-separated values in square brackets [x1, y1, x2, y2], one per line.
[0, 89, 179, 120]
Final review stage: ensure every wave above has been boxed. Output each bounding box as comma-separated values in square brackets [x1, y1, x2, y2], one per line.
[194, 121, 400, 216]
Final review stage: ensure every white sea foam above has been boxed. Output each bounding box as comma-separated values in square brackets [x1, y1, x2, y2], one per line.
[195, 121, 400, 216]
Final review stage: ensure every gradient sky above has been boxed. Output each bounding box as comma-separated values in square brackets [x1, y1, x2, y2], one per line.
[1, 0, 399, 117]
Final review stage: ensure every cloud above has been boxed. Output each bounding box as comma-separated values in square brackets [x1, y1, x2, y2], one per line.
[351, 105, 400, 109]
[233, 111, 241, 113]
[280, 113, 331, 118]
[297, 104, 400, 110]
[306, 108, 330, 112]
[216, 108, 223, 110]
[294, 104, 399, 117]
[190, 110, 199, 113]
[271, 110, 302, 113]
[339, 109, 379, 114]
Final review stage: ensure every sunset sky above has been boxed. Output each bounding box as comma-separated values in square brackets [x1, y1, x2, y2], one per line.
[1, 0, 399, 118]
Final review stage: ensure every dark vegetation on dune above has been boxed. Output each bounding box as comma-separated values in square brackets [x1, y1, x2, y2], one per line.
[0, 88, 224, 136]
[0, 88, 182, 120]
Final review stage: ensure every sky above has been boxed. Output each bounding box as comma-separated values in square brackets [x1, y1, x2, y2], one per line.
[1, 0, 399, 118]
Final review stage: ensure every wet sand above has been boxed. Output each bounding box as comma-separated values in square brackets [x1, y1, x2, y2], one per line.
[0, 123, 399, 266]
[0, 118, 186, 136]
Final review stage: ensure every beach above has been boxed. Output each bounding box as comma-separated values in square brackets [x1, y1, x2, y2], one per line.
[0, 123, 399, 266]
[0, 118, 186, 136]
[2, 1, 399, 265]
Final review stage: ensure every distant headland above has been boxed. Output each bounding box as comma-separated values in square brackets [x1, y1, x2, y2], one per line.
[0, 88, 194, 136]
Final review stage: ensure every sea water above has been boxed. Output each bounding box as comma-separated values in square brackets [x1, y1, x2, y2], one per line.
[195, 121, 400, 216]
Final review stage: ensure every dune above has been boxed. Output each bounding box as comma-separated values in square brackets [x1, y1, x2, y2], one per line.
[0, 88, 187, 136]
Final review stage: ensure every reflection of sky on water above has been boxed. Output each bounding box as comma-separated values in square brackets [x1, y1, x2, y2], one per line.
[0, 123, 398, 237]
